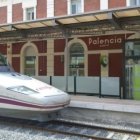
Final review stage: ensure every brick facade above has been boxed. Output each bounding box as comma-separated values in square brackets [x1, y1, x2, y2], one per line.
[84, 0, 100, 12]
[38, 56, 47, 75]
[33, 40, 47, 53]
[88, 54, 100, 76]
[109, 53, 123, 77]
[0, 0, 131, 78]
[12, 42, 25, 54]
[0, 44, 7, 55]
[54, 39, 65, 52]
[12, 57, 20, 73]
[54, 0, 67, 16]
[108, 0, 126, 8]
[0, 6, 7, 24]
[0, 0, 128, 24]
[36, 0, 47, 19]
[54, 55, 64, 76]
[12, 3, 23, 22]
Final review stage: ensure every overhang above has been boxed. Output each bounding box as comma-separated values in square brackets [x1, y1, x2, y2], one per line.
[0, 6, 140, 42]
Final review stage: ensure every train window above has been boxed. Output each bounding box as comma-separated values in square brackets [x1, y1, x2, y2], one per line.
[7, 86, 38, 94]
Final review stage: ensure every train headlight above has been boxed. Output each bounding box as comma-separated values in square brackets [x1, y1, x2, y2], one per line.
[8, 86, 38, 94]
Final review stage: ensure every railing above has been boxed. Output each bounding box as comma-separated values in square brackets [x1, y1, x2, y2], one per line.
[33, 76, 121, 98]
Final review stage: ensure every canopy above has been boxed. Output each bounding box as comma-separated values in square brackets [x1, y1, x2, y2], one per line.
[0, 6, 140, 42]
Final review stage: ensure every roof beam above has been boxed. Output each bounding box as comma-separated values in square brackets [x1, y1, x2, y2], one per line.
[108, 12, 121, 29]
[54, 19, 71, 37]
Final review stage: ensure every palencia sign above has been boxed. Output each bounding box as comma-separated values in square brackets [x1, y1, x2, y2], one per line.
[80, 34, 125, 50]
[88, 36, 122, 47]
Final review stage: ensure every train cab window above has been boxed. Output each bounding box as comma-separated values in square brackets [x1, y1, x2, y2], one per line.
[69, 43, 84, 76]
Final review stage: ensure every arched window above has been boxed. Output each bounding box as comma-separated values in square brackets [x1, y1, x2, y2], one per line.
[24, 46, 36, 76]
[69, 43, 84, 76]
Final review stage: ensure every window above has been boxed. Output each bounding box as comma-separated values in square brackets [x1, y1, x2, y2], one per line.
[125, 41, 140, 99]
[26, 7, 34, 20]
[24, 56, 36, 76]
[71, 0, 82, 14]
[69, 43, 84, 76]
[129, 0, 140, 6]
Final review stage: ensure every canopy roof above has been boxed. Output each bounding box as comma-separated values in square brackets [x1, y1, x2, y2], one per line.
[0, 6, 140, 42]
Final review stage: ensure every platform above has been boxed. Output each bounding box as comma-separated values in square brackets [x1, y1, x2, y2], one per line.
[69, 95, 140, 114]
[60, 95, 140, 132]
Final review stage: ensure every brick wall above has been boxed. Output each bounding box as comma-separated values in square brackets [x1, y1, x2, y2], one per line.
[12, 57, 20, 72]
[0, 6, 7, 24]
[0, 44, 7, 55]
[12, 3, 23, 22]
[12, 42, 25, 54]
[108, 0, 126, 8]
[84, 0, 100, 12]
[88, 54, 100, 76]
[38, 56, 47, 75]
[54, 39, 65, 52]
[54, 0, 67, 16]
[54, 55, 64, 76]
[109, 53, 123, 77]
[33, 41, 47, 53]
[36, 0, 47, 19]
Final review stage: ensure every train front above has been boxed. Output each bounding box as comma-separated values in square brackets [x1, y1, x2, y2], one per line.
[0, 53, 70, 121]
[23, 77, 71, 112]
[8, 74, 71, 121]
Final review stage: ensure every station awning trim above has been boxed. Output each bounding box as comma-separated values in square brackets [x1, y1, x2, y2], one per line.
[0, 6, 139, 42]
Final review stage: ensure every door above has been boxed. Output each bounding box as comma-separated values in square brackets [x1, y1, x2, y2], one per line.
[69, 55, 84, 76]
[24, 56, 36, 76]
[69, 43, 84, 76]
[125, 41, 140, 99]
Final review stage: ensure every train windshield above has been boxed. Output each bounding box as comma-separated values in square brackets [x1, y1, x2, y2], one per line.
[0, 54, 12, 72]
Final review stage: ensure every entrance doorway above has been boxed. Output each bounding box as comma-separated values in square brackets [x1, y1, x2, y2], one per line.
[125, 41, 140, 99]
[24, 56, 36, 76]
[23, 45, 37, 76]
[69, 43, 84, 76]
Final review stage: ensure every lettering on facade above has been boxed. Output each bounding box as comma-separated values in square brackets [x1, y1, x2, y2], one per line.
[88, 36, 122, 47]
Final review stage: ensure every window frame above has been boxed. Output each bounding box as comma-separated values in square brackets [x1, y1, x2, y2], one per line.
[26, 7, 35, 21]
[129, 0, 140, 6]
[68, 0, 84, 15]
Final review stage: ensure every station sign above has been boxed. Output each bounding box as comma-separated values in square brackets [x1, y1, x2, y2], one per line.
[79, 34, 125, 50]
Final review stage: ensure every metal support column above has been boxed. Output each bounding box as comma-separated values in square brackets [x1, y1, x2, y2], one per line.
[65, 36, 69, 92]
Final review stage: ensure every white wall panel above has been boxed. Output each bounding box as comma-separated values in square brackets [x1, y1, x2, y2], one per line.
[22, 0, 37, 8]
[47, 0, 54, 17]
[100, 0, 108, 10]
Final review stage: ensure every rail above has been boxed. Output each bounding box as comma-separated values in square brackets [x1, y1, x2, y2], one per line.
[0, 117, 139, 140]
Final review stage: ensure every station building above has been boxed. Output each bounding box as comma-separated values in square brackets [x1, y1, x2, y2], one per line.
[0, 0, 140, 99]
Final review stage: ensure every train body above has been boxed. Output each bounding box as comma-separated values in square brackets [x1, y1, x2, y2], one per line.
[0, 54, 70, 121]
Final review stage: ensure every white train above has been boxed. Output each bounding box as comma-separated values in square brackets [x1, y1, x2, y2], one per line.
[0, 53, 70, 121]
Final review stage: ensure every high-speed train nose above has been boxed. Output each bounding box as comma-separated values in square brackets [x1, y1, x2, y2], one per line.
[43, 93, 70, 106]
[30, 88, 71, 110]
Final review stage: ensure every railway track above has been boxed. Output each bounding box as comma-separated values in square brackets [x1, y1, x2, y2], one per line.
[51, 119, 140, 140]
[0, 117, 139, 140]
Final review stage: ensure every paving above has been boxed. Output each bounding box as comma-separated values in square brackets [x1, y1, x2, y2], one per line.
[69, 95, 140, 113]
[60, 95, 140, 128]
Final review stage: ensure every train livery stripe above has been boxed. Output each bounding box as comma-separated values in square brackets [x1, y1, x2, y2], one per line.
[0, 97, 69, 109]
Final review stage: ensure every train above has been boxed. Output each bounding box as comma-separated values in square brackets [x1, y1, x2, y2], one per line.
[0, 53, 70, 121]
